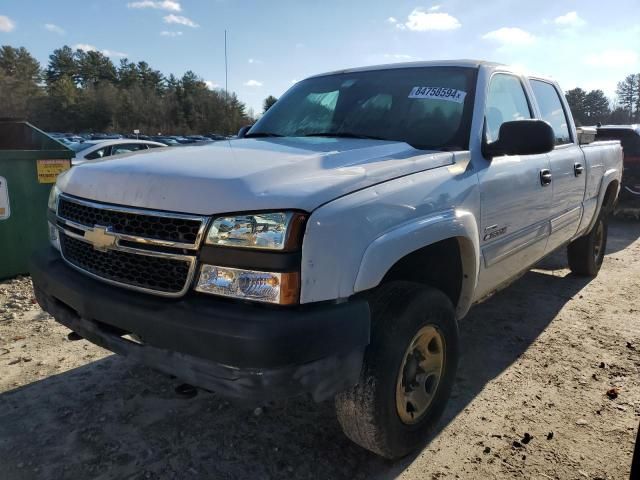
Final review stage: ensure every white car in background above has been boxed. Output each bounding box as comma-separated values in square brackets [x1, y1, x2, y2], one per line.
[69, 139, 166, 165]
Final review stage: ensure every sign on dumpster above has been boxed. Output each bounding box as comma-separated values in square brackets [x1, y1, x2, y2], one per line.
[36, 159, 71, 184]
[0, 176, 9, 220]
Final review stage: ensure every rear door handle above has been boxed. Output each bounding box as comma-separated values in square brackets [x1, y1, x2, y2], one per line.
[574, 163, 584, 176]
[540, 169, 552, 186]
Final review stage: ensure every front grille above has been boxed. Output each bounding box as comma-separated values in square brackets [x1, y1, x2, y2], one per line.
[61, 234, 191, 294]
[58, 197, 202, 244]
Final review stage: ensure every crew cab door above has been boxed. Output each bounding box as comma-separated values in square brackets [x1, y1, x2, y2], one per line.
[476, 73, 553, 298]
[529, 79, 587, 251]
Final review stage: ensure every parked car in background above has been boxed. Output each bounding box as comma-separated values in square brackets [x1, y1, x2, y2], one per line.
[69, 139, 166, 165]
[205, 133, 228, 141]
[596, 125, 640, 207]
[185, 135, 211, 142]
[151, 136, 181, 146]
[88, 133, 123, 140]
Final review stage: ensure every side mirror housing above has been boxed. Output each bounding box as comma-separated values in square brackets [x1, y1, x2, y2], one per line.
[483, 120, 555, 159]
[237, 125, 253, 138]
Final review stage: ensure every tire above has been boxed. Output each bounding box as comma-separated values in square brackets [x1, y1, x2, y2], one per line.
[335, 282, 459, 459]
[567, 212, 608, 277]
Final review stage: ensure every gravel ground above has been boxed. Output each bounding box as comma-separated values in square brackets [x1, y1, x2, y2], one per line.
[1, 218, 639, 480]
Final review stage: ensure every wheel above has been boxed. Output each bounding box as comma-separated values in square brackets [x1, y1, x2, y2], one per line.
[567, 213, 608, 276]
[335, 282, 459, 459]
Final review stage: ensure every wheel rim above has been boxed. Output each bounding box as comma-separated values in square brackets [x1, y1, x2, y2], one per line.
[395, 325, 445, 425]
[593, 220, 604, 262]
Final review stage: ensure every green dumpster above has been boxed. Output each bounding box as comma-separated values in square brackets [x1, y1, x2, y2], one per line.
[0, 119, 73, 279]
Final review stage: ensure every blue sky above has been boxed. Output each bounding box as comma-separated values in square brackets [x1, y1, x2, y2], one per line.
[0, 0, 639, 114]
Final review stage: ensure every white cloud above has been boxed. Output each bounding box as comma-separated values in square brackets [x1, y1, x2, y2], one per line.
[0, 15, 15, 32]
[248, 58, 263, 64]
[244, 80, 263, 87]
[163, 14, 198, 28]
[428, 5, 441, 11]
[204, 80, 220, 89]
[102, 49, 128, 58]
[44, 23, 65, 35]
[127, 1, 181, 12]
[401, 8, 461, 31]
[585, 49, 638, 68]
[73, 43, 98, 52]
[384, 53, 416, 61]
[160, 30, 183, 37]
[482, 27, 535, 46]
[387, 17, 397, 24]
[73, 44, 128, 58]
[554, 11, 586, 28]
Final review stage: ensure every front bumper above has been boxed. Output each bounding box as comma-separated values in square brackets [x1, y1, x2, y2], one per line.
[31, 249, 370, 402]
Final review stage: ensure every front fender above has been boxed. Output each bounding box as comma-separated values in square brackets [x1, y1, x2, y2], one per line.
[354, 209, 480, 318]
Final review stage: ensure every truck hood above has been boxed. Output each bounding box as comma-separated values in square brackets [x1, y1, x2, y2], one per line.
[57, 137, 459, 214]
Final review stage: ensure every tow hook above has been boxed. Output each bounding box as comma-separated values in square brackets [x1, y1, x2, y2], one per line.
[67, 331, 83, 341]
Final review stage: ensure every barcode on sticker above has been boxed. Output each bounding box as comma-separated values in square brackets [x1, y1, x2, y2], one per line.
[409, 87, 466, 103]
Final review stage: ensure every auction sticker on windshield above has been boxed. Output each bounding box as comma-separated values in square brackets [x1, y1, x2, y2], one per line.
[0, 176, 10, 220]
[409, 87, 467, 103]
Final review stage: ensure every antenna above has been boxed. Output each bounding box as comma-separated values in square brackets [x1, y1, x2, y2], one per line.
[224, 29, 228, 100]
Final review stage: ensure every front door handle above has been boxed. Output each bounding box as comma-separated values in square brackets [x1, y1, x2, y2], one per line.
[574, 163, 584, 176]
[540, 169, 552, 186]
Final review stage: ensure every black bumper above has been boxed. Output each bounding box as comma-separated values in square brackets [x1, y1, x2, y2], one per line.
[31, 249, 370, 402]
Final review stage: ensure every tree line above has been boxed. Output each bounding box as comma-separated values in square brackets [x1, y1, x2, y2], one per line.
[0, 45, 255, 135]
[1, 44, 639, 134]
[565, 73, 640, 126]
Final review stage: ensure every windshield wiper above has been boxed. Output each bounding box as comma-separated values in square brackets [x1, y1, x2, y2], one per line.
[303, 132, 389, 141]
[244, 132, 284, 138]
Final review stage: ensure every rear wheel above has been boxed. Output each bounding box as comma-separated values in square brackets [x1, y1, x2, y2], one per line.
[335, 282, 458, 459]
[567, 213, 608, 276]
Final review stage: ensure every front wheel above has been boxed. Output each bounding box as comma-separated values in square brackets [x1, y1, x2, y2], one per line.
[335, 282, 459, 459]
[567, 213, 608, 276]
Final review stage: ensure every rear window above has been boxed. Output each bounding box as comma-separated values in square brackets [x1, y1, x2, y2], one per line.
[530, 80, 572, 145]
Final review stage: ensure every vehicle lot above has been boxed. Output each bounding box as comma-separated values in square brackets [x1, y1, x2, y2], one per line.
[1, 218, 638, 480]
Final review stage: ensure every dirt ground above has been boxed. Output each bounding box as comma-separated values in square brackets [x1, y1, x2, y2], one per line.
[1, 218, 639, 480]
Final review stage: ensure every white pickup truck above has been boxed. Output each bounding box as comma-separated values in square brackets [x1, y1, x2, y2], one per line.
[32, 60, 622, 458]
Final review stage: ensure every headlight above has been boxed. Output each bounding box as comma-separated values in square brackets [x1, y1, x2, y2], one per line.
[195, 265, 299, 304]
[48, 186, 60, 212]
[205, 212, 304, 250]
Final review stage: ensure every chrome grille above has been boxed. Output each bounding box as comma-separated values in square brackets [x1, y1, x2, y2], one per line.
[61, 235, 191, 294]
[58, 197, 203, 245]
[55, 195, 208, 297]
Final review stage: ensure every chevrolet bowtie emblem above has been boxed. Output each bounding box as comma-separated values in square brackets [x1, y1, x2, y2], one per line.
[84, 226, 116, 251]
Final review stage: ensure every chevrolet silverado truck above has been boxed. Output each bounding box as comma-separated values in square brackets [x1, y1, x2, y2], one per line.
[31, 60, 622, 459]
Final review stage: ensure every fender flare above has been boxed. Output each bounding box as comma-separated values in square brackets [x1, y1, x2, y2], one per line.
[353, 209, 480, 319]
[587, 169, 620, 232]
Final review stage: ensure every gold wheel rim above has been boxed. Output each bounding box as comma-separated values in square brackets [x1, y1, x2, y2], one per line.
[594, 220, 604, 261]
[395, 325, 445, 425]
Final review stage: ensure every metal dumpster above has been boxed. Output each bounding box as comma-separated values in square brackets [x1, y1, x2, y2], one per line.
[0, 119, 73, 279]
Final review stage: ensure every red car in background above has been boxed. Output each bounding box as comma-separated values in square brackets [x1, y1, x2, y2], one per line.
[596, 125, 640, 208]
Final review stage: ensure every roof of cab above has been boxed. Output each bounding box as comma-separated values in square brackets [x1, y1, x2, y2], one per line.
[307, 59, 505, 79]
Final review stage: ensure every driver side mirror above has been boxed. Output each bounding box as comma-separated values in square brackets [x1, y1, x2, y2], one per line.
[483, 120, 555, 159]
[237, 125, 253, 138]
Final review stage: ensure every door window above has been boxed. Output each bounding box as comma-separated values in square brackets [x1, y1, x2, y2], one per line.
[111, 144, 147, 155]
[85, 146, 110, 160]
[485, 74, 532, 143]
[530, 80, 572, 145]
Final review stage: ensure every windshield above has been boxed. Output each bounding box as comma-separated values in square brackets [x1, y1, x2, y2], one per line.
[249, 66, 477, 150]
